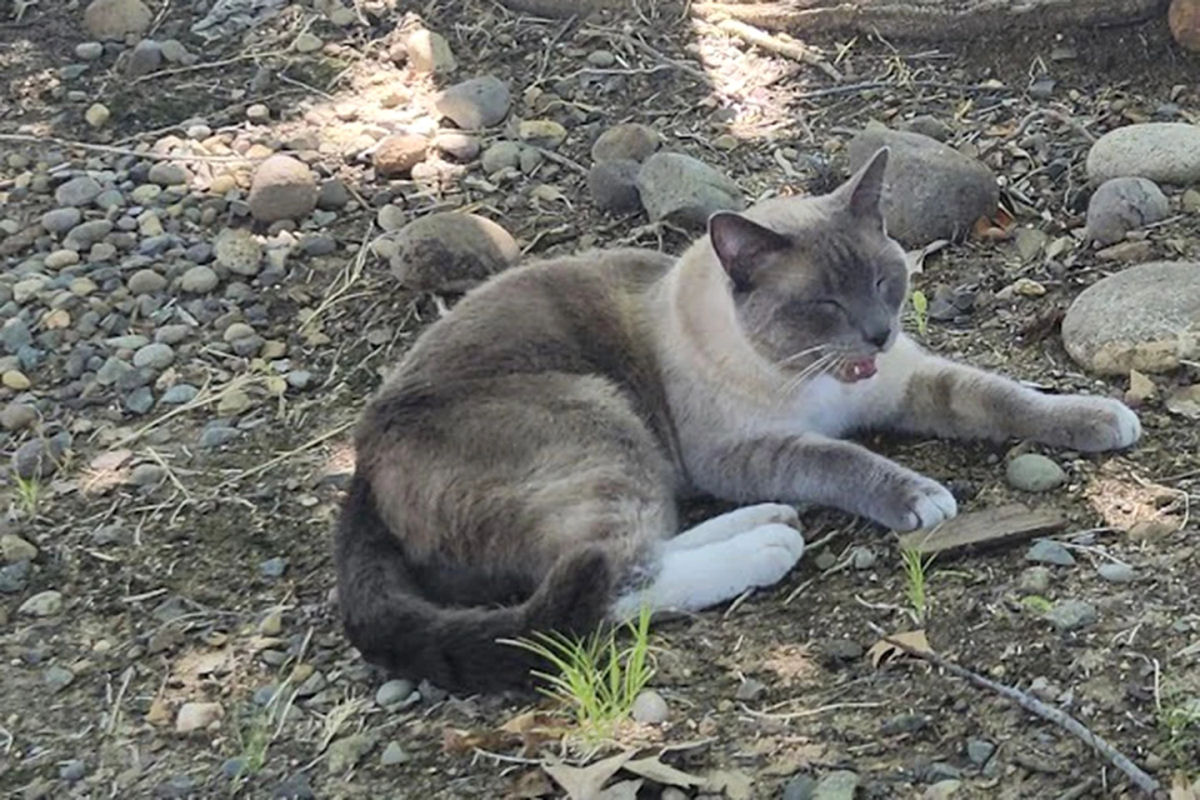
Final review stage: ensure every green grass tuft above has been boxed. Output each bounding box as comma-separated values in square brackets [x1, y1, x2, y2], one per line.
[900, 547, 935, 626]
[503, 604, 656, 742]
[13, 471, 41, 518]
[909, 289, 929, 336]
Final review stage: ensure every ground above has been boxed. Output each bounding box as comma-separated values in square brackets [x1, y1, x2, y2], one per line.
[0, 0, 1198, 798]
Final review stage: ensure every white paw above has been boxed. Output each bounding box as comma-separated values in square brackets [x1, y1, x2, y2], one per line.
[874, 473, 958, 532]
[1055, 396, 1142, 452]
[737, 502, 801, 531]
[738, 523, 806, 586]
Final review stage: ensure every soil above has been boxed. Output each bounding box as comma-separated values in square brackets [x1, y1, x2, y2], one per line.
[0, 1, 1198, 799]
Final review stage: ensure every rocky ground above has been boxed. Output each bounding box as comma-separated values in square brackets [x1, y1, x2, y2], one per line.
[1, 0, 1199, 798]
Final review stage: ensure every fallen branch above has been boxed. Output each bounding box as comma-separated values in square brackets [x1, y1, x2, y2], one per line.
[866, 622, 1163, 797]
[706, 17, 842, 82]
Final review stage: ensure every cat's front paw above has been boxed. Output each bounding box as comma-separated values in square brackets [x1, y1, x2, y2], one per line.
[1047, 395, 1141, 452]
[868, 469, 958, 531]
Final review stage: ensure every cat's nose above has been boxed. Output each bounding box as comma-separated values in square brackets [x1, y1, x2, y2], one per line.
[866, 326, 891, 349]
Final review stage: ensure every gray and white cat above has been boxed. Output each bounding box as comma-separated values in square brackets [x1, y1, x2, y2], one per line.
[335, 148, 1140, 692]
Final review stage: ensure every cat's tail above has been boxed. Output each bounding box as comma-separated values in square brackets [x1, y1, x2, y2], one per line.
[334, 473, 614, 693]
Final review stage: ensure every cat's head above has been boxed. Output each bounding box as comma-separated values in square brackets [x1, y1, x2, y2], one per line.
[707, 147, 906, 384]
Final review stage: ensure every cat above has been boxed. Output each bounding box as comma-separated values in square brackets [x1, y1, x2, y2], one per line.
[334, 148, 1141, 693]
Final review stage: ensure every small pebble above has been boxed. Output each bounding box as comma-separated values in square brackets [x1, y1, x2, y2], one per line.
[380, 741, 410, 766]
[1045, 599, 1097, 631]
[630, 689, 669, 724]
[85, 103, 111, 128]
[1097, 562, 1136, 582]
[1006, 453, 1066, 492]
[1025, 539, 1075, 567]
[259, 556, 287, 578]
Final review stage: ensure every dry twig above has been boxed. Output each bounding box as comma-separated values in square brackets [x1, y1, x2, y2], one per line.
[865, 622, 1163, 797]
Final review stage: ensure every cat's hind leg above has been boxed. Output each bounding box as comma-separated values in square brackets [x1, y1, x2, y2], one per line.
[610, 523, 805, 621]
[663, 503, 800, 553]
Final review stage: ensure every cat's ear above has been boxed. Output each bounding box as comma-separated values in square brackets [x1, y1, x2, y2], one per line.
[708, 212, 791, 291]
[840, 146, 889, 222]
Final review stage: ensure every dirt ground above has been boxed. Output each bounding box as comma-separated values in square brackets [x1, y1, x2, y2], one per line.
[0, 0, 1198, 798]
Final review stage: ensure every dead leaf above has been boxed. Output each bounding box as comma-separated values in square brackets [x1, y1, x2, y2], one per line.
[972, 205, 1016, 241]
[500, 710, 568, 754]
[1171, 773, 1200, 800]
[867, 630, 933, 669]
[440, 726, 507, 755]
[596, 779, 642, 800]
[1166, 384, 1200, 419]
[705, 768, 753, 800]
[542, 751, 634, 800]
[90, 449, 132, 471]
[622, 755, 706, 788]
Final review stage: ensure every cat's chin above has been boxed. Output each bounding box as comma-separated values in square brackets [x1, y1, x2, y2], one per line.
[835, 357, 877, 383]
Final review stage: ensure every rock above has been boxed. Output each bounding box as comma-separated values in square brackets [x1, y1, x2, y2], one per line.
[630, 689, 669, 723]
[591, 123, 660, 163]
[133, 343, 174, 370]
[148, 162, 190, 186]
[85, 103, 111, 128]
[518, 119, 567, 150]
[131, 463, 165, 486]
[966, 738, 996, 766]
[175, 701, 223, 733]
[734, 678, 766, 702]
[259, 556, 287, 578]
[783, 776, 817, 800]
[293, 32, 322, 53]
[0, 561, 30, 593]
[433, 132, 480, 161]
[1086, 123, 1200, 184]
[75, 41, 104, 60]
[404, 29, 456, 74]
[45, 665, 76, 692]
[3, 371, 30, 391]
[899, 114, 952, 141]
[1025, 539, 1076, 567]
[161, 384, 199, 405]
[84, 0, 152, 40]
[1084, 177, 1169, 246]
[851, 546, 876, 570]
[126, 38, 162, 77]
[1018, 566, 1052, 593]
[1125, 369, 1157, 407]
[0, 402, 37, 431]
[159, 38, 190, 62]
[588, 159, 641, 213]
[60, 760, 87, 782]
[812, 770, 859, 800]
[273, 773, 315, 799]
[373, 134, 428, 178]
[42, 207, 82, 234]
[1005, 454, 1066, 492]
[1061, 262, 1200, 375]
[636, 151, 744, 226]
[587, 49, 616, 67]
[380, 741, 410, 766]
[390, 212, 519, 292]
[376, 679, 416, 707]
[847, 125, 999, 246]
[327, 734, 376, 773]
[1, 534, 37, 562]
[180, 265, 219, 293]
[1171, 0, 1200, 50]
[128, 269, 167, 295]
[317, 180, 350, 210]
[19, 590, 63, 617]
[246, 104, 270, 124]
[248, 155, 317, 223]
[434, 76, 511, 129]
[55, 176, 103, 207]
[199, 425, 239, 448]
[1097, 240, 1154, 263]
[1045, 599, 1097, 631]
[14, 437, 67, 480]
[481, 141, 521, 173]
[45, 249, 80, 269]
[1098, 562, 1136, 582]
[214, 228, 263, 276]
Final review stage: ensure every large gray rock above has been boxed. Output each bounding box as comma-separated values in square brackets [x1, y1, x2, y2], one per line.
[847, 124, 998, 246]
[588, 159, 641, 213]
[591, 123, 660, 163]
[1086, 123, 1200, 184]
[248, 155, 316, 222]
[1062, 261, 1200, 375]
[84, 0, 152, 40]
[636, 152, 743, 226]
[434, 76, 510, 130]
[389, 212, 519, 292]
[1085, 177, 1169, 246]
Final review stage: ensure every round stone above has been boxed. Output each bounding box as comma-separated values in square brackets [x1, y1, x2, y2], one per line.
[85, 103, 111, 128]
[481, 141, 521, 173]
[179, 265, 219, 293]
[127, 269, 167, 295]
[630, 689, 669, 724]
[1005, 454, 1067, 492]
[1061, 261, 1200, 374]
[1085, 177, 1169, 246]
[148, 162, 190, 186]
[389, 212, 519, 293]
[434, 75, 511, 130]
[373, 135, 428, 178]
[213, 228, 263, 276]
[42, 207, 82, 234]
[591, 123, 660, 163]
[248, 155, 317, 223]
[586, 49, 616, 67]
[1086, 123, 1200, 184]
[132, 343, 174, 369]
[588, 159, 641, 214]
[75, 41, 104, 60]
[84, 0, 152, 40]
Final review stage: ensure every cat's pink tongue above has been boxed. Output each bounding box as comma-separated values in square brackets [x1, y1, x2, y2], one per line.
[844, 357, 877, 382]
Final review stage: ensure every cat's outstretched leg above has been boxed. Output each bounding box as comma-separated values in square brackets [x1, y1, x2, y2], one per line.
[610, 523, 805, 621]
[663, 503, 799, 552]
[869, 335, 1141, 452]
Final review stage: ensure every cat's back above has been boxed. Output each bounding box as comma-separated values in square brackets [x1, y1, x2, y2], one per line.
[391, 247, 674, 389]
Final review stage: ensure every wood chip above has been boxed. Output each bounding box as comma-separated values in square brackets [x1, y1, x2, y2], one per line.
[896, 503, 1066, 556]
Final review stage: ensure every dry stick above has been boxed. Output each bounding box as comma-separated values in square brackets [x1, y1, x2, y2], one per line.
[221, 420, 355, 487]
[708, 18, 843, 82]
[865, 622, 1163, 797]
[129, 48, 292, 84]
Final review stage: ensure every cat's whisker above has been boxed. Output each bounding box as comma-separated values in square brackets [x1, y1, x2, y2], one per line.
[777, 345, 831, 368]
